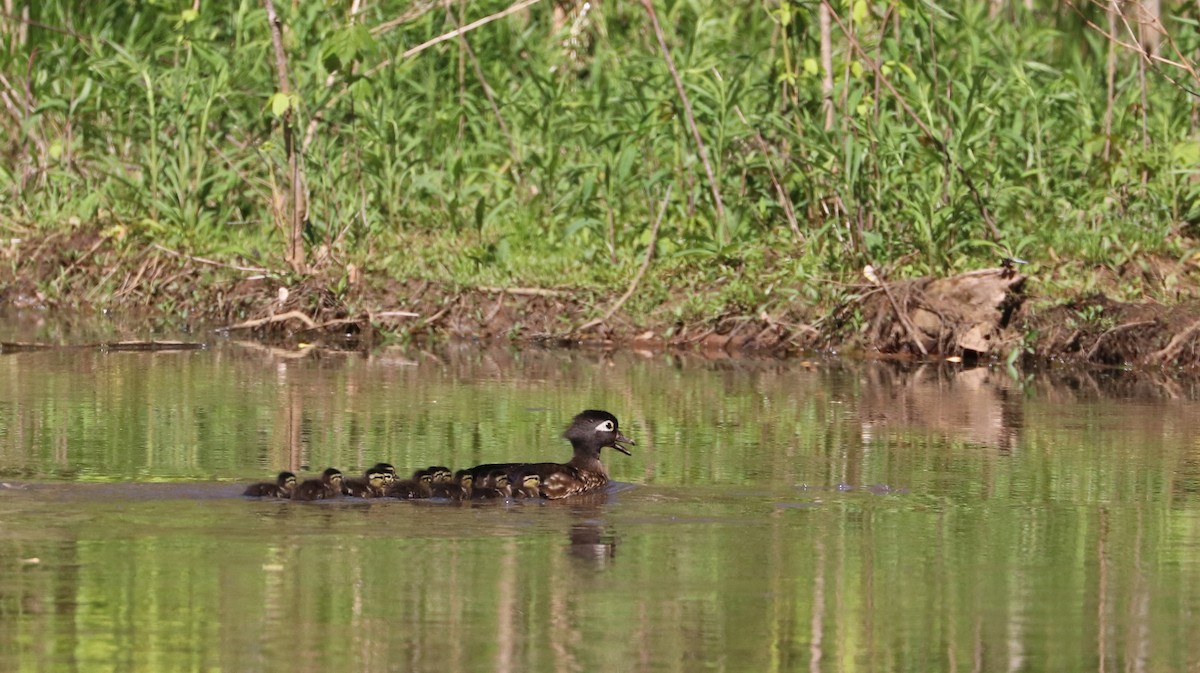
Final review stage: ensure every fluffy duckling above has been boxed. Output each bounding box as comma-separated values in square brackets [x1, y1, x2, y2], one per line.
[292, 468, 344, 501]
[470, 470, 511, 500]
[426, 466, 453, 484]
[430, 469, 473, 500]
[510, 470, 542, 499]
[387, 469, 433, 499]
[243, 471, 297, 498]
[464, 410, 634, 500]
[343, 466, 392, 498]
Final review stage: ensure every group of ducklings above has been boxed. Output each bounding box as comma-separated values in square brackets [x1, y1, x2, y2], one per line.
[242, 409, 635, 502]
[243, 463, 541, 501]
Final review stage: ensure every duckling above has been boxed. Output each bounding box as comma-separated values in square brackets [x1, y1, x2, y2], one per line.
[430, 469, 473, 500]
[243, 471, 297, 498]
[386, 469, 433, 499]
[470, 470, 511, 500]
[426, 465, 453, 483]
[464, 409, 634, 500]
[510, 470, 542, 499]
[291, 467, 344, 501]
[343, 466, 391, 498]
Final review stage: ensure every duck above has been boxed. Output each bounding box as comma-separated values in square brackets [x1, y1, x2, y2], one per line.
[464, 409, 633, 500]
[386, 469, 434, 499]
[343, 466, 392, 498]
[291, 467, 344, 501]
[243, 471, 297, 498]
[470, 470, 511, 500]
[429, 469, 473, 500]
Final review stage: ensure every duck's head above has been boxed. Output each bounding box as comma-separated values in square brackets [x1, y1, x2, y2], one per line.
[455, 470, 474, 489]
[366, 468, 390, 490]
[426, 466, 452, 483]
[564, 409, 635, 456]
[520, 473, 541, 489]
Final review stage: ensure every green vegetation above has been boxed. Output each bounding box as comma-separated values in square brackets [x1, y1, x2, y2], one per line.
[2, 1, 1199, 321]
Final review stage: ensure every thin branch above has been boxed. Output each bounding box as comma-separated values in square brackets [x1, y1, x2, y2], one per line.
[826, 4, 999, 241]
[150, 243, 270, 273]
[639, 0, 726, 224]
[577, 184, 672, 333]
[305, 0, 544, 152]
[224, 310, 317, 331]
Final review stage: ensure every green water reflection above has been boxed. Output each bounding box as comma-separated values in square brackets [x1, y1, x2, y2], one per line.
[1, 344, 1199, 672]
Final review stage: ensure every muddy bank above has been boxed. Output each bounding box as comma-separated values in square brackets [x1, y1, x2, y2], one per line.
[4, 231, 1200, 369]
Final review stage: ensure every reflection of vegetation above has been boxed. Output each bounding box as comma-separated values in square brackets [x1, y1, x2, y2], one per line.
[1, 349, 1199, 670]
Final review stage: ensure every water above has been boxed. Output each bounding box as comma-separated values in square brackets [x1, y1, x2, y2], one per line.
[1, 341, 1199, 672]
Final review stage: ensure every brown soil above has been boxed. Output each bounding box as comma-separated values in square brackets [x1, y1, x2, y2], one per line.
[5, 230, 1200, 370]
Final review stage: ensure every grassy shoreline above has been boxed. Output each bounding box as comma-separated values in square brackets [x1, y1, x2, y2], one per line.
[4, 2, 1200, 363]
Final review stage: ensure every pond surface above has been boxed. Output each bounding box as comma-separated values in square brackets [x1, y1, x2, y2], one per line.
[1, 338, 1199, 673]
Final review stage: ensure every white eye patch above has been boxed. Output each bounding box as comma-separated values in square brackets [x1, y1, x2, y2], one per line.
[594, 420, 615, 432]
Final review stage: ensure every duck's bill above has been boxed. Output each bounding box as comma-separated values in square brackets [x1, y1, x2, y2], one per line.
[612, 433, 635, 456]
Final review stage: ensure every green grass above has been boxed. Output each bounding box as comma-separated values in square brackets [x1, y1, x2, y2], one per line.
[2, 0, 1199, 319]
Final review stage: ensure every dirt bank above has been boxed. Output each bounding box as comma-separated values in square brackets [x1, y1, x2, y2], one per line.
[4, 230, 1200, 370]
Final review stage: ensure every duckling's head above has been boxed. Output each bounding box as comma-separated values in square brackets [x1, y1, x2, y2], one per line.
[489, 471, 510, 488]
[366, 468, 389, 489]
[277, 471, 298, 492]
[521, 473, 541, 489]
[455, 470, 474, 489]
[368, 463, 397, 485]
[321, 467, 344, 487]
[426, 466, 452, 483]
[564, 410, 635, 456]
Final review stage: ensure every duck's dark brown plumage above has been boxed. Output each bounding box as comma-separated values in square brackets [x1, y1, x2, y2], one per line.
[291, 467, 344, 501]
[244, 471, 297, 498]
[464, 410, 634, 500]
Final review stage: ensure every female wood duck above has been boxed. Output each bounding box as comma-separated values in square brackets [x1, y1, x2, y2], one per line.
[464, 409, 633, 500]
[291, 467, 344, 501]
[243, 471, 297, 498]
[470, 470, 511, 499]
[343, 466, 392, 498]
[386, 469, 433, 499]
[430, 469, 472, 500]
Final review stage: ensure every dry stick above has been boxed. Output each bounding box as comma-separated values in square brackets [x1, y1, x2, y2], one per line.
[825, 5, 999, 241]
[304, 0, 544, 152]
[263, 0, 306, 273]
[818, 0, 834, 131]
[151, 243, 269, 273]
[1086, 320, 1155, 361]
[864, 268, 928, 357]
[225, 310, 317, 331]
[1147, 318, 1200, 365]
[1103, 0, 1117, 162]
[453, 9, 523, 184]
[639, 0, 725, 224]
[576, 184, 673, 333]
[733, 105, 802, 241]
[478, 286, 564, 297]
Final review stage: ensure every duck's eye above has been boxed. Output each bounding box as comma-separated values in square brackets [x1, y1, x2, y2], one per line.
[595, 420, 615, 432]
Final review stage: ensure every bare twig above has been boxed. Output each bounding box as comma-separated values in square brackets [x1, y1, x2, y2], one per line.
[826, 4, 999, 241]
[263, 0, 307, 273]
[224, 310, 317, 331]
[863, 266, 928, 356]
[577, 184, 672, 333]
[304, 0, 544, 151]
[478, 286, 565, 297]
[1086, 320, 1155, 361]
[151, 243, 269, 273]
[639, 0, 725, 224]
[733, 105, 802, 241]
[1147, 318, 1200, 365]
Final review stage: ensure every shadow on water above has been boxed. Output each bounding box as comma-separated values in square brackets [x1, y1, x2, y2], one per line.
[3, 342, 1200, 671]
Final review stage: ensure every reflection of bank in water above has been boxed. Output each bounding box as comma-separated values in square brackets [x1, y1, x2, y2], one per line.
[858, 363, 1024, 453]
